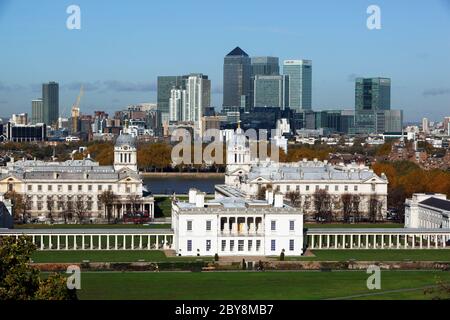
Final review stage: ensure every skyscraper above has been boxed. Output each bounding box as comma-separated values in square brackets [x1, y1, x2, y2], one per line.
[223, 47, 251, 110]
[31, 99, 44, 124]
[251, 57, 280, 77]
[253, 75, 287, 108]
[354, 77, 391, 134]
[157, 76, 186, 124]
[283, 60, 312, 111]
[42, 82, 59, 126]
[422, 117, 430, 134]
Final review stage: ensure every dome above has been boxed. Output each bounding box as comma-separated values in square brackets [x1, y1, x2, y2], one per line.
[115, 133, 136, 148]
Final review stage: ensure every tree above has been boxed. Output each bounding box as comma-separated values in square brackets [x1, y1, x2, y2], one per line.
[73, 197, 88, 224]
[127, 194, 141, 213]
[4, 191, 25, 221]
[352, 195, 361, 222]
[0, 236, 76, 300]
[313, 189, 332, 223]
[368, 195, 382, 222]
[46, 197, 55, 223]
[286, 191, 301, 208]
[99, 191, 117, 223]
[341, 193, 353, 223]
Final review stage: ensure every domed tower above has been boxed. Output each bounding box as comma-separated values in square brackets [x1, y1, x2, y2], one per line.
[114, 133, 138, 172]
[225, 124, 252, 186]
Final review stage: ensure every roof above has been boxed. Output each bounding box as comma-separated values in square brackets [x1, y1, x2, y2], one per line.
[0, 228, 173, 235]
[115, 133, 137, 148]
[226, 47, 248, 57]
[420, 197, 450, 211]
[308, 228, 450, 235]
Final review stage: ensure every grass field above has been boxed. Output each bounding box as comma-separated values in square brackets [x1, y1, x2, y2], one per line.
[31, 249, 450, 263]
[73, 271, 450, 300]
[32, 250, 211, 263]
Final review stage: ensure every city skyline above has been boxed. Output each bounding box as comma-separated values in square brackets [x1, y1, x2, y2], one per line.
[0, 0, 450, 121]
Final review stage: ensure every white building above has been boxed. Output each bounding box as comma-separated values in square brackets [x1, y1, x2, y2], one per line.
[222, 128, 388, 219]
[405, 193, 450, 229]
[0, 132, 153, 221]
[172, 189, 304, 257]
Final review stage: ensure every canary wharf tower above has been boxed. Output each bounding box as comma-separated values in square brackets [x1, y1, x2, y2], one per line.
[223, 47, 251, 110]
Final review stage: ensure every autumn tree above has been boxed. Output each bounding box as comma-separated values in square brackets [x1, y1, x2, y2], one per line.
[341, 193, 353, 223]
[368, 195, 383, 222]
[286, 191, 301, 208]
[0, 236, 76, 300]
[4, 191, 25, 221]
[73, 197, 88, 224]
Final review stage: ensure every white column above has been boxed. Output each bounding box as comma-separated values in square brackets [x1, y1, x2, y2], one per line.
[381, 235, 384, 249]
[327, 235, 330, 249]
[427, 235, 431, 249]
[90, 235, 93, 250]
[435, 235, 439, 249]
[115, 235, 118, 250]
[358, 235, 361, 249]
[319, 235, 322, 249]
[98, 235, 102, 250]
[123, 235, 126, 249]
[397, 234, 400, 249]
[66, 235, 69, 250]
[311, 235, 315, 249]
[164, 236, 167, 249]
[443, 235, 447, 248]
[156, 236, 159, 250]
[350, 235, 353, 249]
[49, 235, 53, 250]
[32, 235, 36, 246]
[404, 235, 408, 249]
[139, 235, 143, 250]
[412, 235, 415, 249]
[335, 235, 338, 249]
[74, 235, 77, 250]
[40, 235, 44, 250]
[420, 235, 423, 249]
[131, 235, 135, 250]
[107, 236, 110, 250]
[147, 235, 151, 250]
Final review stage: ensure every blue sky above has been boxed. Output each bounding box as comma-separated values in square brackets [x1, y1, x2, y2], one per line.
[0, 0, 449, 121]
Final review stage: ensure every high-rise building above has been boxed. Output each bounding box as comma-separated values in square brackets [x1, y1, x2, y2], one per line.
[253, 75, 287, 108]
[10, 113, 28, 125]
[283, 60, 312, 112]
[157, 76, 186, 124]
[354, 77, 391, 134]
[169, 88, 186, 122]
[223, 47, 251, 110]
[251, 57, 280, 77]
[42, 82, 59, 126]
[377, 110, 403, 133]
[31, 99, 44, 124]
[422, 117, 430, 134]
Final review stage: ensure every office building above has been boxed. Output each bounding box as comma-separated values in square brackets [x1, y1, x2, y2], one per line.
[251, 56, 280, 77]
[283, 60, 312, 111]
[157, 76, 186, 124]
[354, 77, 391, 134]
[377, 110, 403, 133]
[223, 47, 251, 110]
[422, 118, 430, 134]
[253, 75, 287, 108]
[10, 113, 28, 125]
[42, 82, 59, 126]
[6, 122, 47, 142]
[32, 99, 44, 124]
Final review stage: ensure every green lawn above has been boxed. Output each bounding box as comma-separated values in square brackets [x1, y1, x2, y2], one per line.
[32, 250, 211, 263]
[15, 224, 171, 229]
[288, 250, 450, 262]
[305, 223, 402, 229]
[73, 271, 450, 300]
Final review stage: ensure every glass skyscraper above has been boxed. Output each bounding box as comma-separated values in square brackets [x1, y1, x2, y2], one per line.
[251, 57, 279, 77]
[157, 76, 186, 124]
[253, 75, 287, 108]
[223, 47, 251, 110]
[42, 82, 59, 126]
[283, 60, 312, 112]
[355, 77, 391, 134]
[31, 99, 44, 124]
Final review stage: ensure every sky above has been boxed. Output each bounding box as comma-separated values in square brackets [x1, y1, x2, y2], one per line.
[0, 0, 449, 122]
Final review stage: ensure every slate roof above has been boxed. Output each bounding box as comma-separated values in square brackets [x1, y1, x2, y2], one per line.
[420, 197, 450, 211]
[226, 47, 249, 57]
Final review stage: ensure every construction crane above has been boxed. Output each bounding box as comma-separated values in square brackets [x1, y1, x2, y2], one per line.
[71, 85, 84, 134]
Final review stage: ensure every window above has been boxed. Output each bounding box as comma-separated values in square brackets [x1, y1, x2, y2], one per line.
[335, 185, 339, 191]
[344, 185, 348, 192]
[206, 220, 212, 231]
[248, 240, 253, 251]
[238, 240, 244, 252]
[289, 240, 295, 251]
[271, 220, 276, 231]
[306, 185, 310, 191]
[221, 240, 226, 251]
[58, 185, 62, 192]
[371, 184, 376, 192]
[289, 220, 295, 231]
[256, 240, 261, 251]
[271, 240, 276, 251]
[78, 185, 82, 192]
[230, 240, 235, 252]
[88, 185, 93, 192]
[38, 185, 42, 192]
[187, 240, 192, 252]
[48, 185, 52, 192]
[325, 185, 329, 191]
[187, 220, 193, 231]
[206, 240, 211, 252]
[286, 185, 290, 192]
[68, 185, 72, 192]
[27, 185, 32, 192]
[108, 185, 112, 191]
[315, 185, 319, 191]
[296, 185, 300, 192]
[354, 186, 358, 192]
[98, 185, 103, 191]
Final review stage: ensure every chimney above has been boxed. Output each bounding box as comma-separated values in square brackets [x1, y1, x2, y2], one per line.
[188, 188, 197, 204]
[265, 188, 274, 205]
[195, 192, 205, 208]
[274, 192, 284, 208]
